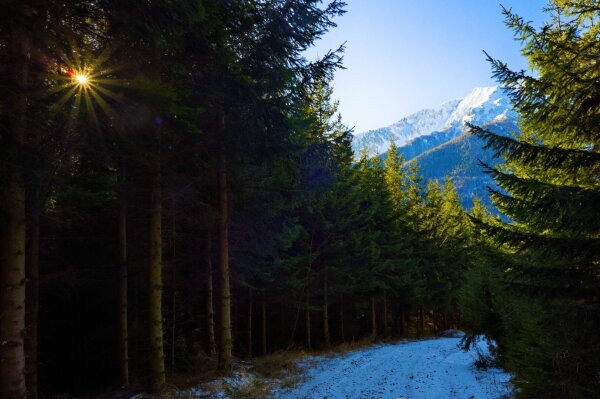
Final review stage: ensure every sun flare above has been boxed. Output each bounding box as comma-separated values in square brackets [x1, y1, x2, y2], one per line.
[75, 74, 88, 85]
[46, 48, 127, 126]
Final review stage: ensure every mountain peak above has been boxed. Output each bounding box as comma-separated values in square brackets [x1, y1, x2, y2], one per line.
[352, 85, 512, 157]
[461, 86, 498, 107]
[443, 86, 505, 128]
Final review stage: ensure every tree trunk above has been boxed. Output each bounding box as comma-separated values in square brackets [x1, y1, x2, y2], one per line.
[442, 311, 448, 330]
[261, 300, 267, 355]
[206, 234, 216, 356]
[118, 159, 129, 387]
[1, 24, 30, 399]
[305, 296, 311, 350]
[418, 308, 424, 336]
[1, 168, 27, 399]
[170, 214, 176, 372]
[289, 303, 300, 347]
[383, 293, 388, 337]
[339, 294, 345, 342]
[323, 277, 330, 348]
[400, 307, 405, 337]
[218, 145, 232, 370]
[247, 289, 252, 358]
[371, 296, 377, 338]
[147, 138, 165, 392]
[24, 207, 40, 399]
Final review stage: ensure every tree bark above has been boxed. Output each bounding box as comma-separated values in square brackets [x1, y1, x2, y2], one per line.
[147, 136, 165, 392]
[371, 296, 377, 338]
[383, 293, 388, 337]
[261, 300, 267, 355]
[247, 289, 252, 358]
[218, 144, 232, 370]
[25, 208, 40, 399]
[442, 312, 447, 331]
[305, 232, 313, 350]
[289, 303, 300, 347]
[118, 159, 129, 387]
[1, 166, 27, 399]
[206, 234, 216, 356]
[305, 296, 311, 350]
[400, 307, 405, 337]
[1, 23, 30, 399]
[339, 294, 345, 342]
[323, 278, 330, 348]
[418, 308, 425, 336]
[170, 213, 176, 372]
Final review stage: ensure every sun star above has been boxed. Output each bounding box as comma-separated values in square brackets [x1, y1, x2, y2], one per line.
[75, 74, 88, 85]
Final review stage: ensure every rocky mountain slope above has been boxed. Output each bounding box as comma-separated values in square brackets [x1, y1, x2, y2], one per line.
[352, 86, 518, 210]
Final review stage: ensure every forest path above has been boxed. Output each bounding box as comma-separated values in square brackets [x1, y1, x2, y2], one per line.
[276, 337, 512, 399]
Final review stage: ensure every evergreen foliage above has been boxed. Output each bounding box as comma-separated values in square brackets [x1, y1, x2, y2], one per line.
[3, 1, 596, 398]
[465, 1, 600, 396]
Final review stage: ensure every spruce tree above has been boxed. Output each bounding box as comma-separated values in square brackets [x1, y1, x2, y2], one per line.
[471, 2, 600, 396]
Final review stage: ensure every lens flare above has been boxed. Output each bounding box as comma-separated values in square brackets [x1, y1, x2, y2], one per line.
[44, 46, 128, 127]
[75, 74, 88, 85]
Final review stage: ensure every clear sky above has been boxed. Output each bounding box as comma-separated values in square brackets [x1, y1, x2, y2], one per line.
[307, 0, 548, 133]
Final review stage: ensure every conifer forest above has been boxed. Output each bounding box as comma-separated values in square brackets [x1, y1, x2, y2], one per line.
[0, 1, 598, 398]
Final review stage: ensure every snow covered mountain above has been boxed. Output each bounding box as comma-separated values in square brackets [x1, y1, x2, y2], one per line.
[352, 99, 460, 156]
[409, 118, 519, 211]
[352, 86, 515, 159]
[352, 86, 518, 210]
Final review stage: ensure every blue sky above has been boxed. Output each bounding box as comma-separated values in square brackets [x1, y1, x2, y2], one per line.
[307, 0, 548, 132]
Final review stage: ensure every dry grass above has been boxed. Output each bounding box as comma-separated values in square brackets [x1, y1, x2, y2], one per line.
[330, 335, 378, 354]
[107, 338, 404, 399]
[252, 350, 303, 379]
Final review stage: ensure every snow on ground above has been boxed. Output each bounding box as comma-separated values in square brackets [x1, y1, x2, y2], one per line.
[276, 336, 512, 399]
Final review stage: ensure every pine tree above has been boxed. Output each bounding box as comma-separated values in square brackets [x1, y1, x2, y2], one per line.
[0, 2, 100, 397]
[470, 2, 600, 396]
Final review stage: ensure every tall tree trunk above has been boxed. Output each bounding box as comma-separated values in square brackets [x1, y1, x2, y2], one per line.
[371, 296, 377, 338]
[305, 232, 313, 350]
[339, 294, 345, 342]
[1, 24, 30, 399]
[305, 296, 311, 350]
[147, 137, 165, 392]
[442, 312, 448, 331]
[323, 278, 330, 348]
[205, 234, 216, 356]
[289, 303, 300, 347]
[1, 168, 27, 399]
[383, 293, 389, 337]
[261, 300, 267, 355]
[247, 289, 252, 358]
[25, 207, 40, 399]
[418, 308, 424, 336]
[400, 307, 405, 337]
[218, 145, 232, 370]
[170, 213, 176, 372]
[118, 159, 129, 387]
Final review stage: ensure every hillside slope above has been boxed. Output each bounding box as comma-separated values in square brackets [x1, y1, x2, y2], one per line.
[409, 120, 517, 209]
[353, 86, 518, 210]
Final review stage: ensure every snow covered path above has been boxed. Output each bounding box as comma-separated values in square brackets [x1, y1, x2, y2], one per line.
[277, 337, 512, 399]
